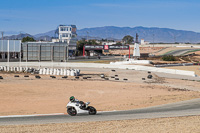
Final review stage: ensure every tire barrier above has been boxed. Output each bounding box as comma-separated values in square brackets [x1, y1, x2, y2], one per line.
[147, 75, 153, 79]
[75, 76, 79, 79]
[19, 67, 23, 72]
[50, 69, 53, 75]
[142, 78, 145, 80]
[111, 76, 115, 78]
[111, 69, 116, 72]
[83, 77, 87, 79]
[0, 66, 80, 77]
[148, 71, 151, 74]
[10, 67, 14, 72]
[56, 69, 60, 75]
[115, 75, 118, 77]
[100, 74, 105, 78]
[7, 67, 10, 72]
[50, 76, 56, 78]
[0, 76, 3, 79]
[104, 78, 109, 80]
[62, 76, 67, 79]
[123, 78, 128, 81]
[0, 66, 3, 71]
[24, 75, 29, 77]
[155, 63, 194, 67]
[60, 69, 63, 75]
[70, 70, 75, 76]
[3, 66, 7, 71]
[115, 78, 119, 80]
[14, 75, 19, 77]
[35, 75, 41, 79]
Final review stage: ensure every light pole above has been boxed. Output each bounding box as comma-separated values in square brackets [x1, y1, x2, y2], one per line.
[7, 40, 9, 67]
[19, 40, 21, 67]
[1, 32, 4, 59]
[14, 40, 15, 59]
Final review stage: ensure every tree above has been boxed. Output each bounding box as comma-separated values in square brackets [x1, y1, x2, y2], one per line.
[115, 42, 122, 45]
[88, 40, 98, 45]
[122, 35, 134, 44]
[22, 36, 36, 42]
[76, 39, 100, 56]
[77, 40, 87, 51]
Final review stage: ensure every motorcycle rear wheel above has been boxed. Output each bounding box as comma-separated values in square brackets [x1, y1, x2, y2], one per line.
[67, 107, 77, 116]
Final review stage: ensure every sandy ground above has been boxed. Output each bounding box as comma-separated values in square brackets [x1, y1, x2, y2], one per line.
[1, 115, 200, 133]
[166, 66, 200, 76]
[106, 47, 164, 55]
[0, 69, 200, 116]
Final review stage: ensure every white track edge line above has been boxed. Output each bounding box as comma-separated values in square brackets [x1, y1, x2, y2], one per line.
[0, 113, 65, 118]
[0, 110, 118, 118]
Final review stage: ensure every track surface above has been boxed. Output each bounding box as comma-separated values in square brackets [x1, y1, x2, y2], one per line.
[1, 98, 200, 125]
[163, 49, 200, 56]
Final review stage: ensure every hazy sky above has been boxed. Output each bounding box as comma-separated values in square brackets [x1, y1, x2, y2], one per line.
[0, 0, 200, 35]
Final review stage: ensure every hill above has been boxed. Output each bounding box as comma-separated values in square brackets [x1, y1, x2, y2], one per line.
[3, 26, 200, 43]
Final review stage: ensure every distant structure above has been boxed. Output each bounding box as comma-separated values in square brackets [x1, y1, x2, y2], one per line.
[101, 41, 117, 45]
[141, 39, 150, 45]
[136, 33, 139, 43]
[52, 25, 77, 46]
[23, 24, 78, 62]
[133, 33, 140, 58]
[1, 32, 4, 40]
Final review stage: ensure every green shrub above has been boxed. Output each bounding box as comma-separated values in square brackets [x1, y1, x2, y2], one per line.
[162, 55, 176, 61]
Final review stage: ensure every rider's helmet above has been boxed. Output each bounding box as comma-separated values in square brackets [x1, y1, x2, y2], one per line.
[70, 96, 75, 102]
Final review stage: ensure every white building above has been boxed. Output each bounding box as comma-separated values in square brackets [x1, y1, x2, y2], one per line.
[52, 25, 77, 46]
[141, 39, 149, 45]
[102, 41, 117, 45]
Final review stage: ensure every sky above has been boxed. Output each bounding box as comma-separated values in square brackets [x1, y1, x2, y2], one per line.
[0, 0, 200, 35]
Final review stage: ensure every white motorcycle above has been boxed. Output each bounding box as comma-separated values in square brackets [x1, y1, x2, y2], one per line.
[66, 101, 97, 116]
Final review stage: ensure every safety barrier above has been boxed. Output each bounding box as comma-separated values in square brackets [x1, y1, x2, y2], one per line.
[0, 66, 80, 76]
[0, 62, 196, 77]
[110, 60, 151, 65]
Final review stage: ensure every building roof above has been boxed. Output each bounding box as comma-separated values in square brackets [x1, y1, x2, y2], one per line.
[59, 25, 76, 28]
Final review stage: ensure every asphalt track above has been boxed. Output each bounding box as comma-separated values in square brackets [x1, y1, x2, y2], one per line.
[1, 98, 200, 125]
[163, 49, 200, 56]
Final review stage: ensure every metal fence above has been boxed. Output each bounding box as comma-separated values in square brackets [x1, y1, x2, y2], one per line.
[0, 40, 21, 60]
[0, 40, 21, 52]
[22, 42, 76, 61]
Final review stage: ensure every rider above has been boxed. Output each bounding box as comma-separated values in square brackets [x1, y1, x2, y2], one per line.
[69, 96, 87, 109]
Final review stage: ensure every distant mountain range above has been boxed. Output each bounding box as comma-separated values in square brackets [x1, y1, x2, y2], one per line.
[2, 26, 200, 43]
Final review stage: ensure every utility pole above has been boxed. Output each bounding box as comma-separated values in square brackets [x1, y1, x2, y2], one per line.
[1, 31, 4, 40]
[1, 31, 4, 59]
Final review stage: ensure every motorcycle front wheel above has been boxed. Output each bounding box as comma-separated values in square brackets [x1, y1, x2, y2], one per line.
[67, 107, 77, 116]
[88, 106, 97, 115]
